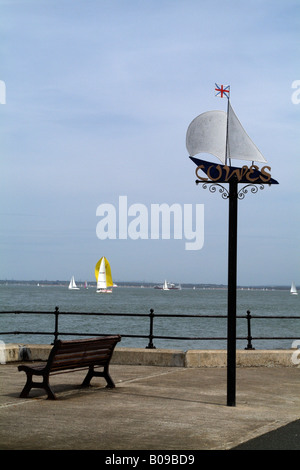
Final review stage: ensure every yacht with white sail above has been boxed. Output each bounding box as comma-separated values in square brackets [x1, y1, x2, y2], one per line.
[95, 257, 113, 293]
[68, 276, 79, 290]
[290, 281, 298, 295]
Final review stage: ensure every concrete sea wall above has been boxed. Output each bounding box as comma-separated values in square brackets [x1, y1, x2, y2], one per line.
[1, 344, 299, 368]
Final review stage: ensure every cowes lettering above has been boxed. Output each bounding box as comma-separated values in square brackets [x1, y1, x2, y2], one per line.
[196, 164, 272, 183]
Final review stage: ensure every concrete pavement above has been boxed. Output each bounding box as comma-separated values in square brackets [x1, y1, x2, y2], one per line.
[1, 360, 299, 450]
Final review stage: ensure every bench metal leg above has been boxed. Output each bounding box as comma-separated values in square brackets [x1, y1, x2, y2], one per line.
[81, 365, 115, 389]
[19, 370, 56, 399]
[81, 366, 94, 387]
[43, 378, 56, 400]
[19, 371, 34, 398]
[103, 365, 115, 388]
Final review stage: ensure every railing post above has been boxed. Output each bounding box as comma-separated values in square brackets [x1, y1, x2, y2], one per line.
[146, 308, 156, 349]
[245, 309, 255, 350]
[53, 306, 59, 343]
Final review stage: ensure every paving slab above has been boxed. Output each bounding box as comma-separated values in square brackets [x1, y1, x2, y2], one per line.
[0, 363, 299, 450]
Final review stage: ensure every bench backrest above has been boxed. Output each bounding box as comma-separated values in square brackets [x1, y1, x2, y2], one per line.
[47, 336, 121, 373]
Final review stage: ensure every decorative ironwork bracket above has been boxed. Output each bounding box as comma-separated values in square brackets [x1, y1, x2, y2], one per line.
[237, 183, 265, 199]
[196, 180, 229, 199]
[196, 180, 265, 200]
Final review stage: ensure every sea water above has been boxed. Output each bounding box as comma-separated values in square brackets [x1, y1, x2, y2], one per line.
[0, 284, 299, 350]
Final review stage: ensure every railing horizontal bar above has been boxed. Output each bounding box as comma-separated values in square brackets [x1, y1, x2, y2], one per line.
[1, 311, 299, 319]
[50, 332, 150, 339]
[243, 316, 300, 319]
[0, 311, 231, 317]
[147, 335, 229, 340]
[0, 311, 58, 315]
[0, 311, 228, 318]
[1, 309, 299, 350]
[1, 331, 298, 341]
[0, 331, 54, 335]
[0, 311, 149, 317]
[246, 336, 298, 340]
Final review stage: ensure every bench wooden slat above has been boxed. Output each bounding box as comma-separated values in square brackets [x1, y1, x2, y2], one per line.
[18, 335, 121, 399]
[51, 348, 112, 366]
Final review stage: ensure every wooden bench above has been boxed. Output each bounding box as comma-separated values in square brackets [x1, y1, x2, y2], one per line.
[18, 335, 121, 399]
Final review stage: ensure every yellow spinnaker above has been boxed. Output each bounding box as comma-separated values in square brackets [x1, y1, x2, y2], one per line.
[95, 256, 113, 287]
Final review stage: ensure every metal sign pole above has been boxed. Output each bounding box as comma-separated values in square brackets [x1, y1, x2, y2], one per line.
[189, 153, 278, 408]
[227, 177, 238, 406]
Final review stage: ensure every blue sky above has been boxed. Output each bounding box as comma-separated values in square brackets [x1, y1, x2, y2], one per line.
[0, 0, 299, 285]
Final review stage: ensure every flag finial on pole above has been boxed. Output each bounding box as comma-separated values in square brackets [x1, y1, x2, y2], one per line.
[215, 83, 230, 99]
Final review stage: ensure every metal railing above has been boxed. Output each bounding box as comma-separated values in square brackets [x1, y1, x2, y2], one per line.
[0, 308, 299, 349]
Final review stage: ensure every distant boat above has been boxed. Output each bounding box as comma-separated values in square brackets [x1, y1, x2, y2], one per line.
[155, 280, 181, 290]
[84, 281, 88, 289]
[169, 282, 181, 290]
[68, 276, 79, 290]
[290, 281, 298, 295]
[95, 257, 113, 293]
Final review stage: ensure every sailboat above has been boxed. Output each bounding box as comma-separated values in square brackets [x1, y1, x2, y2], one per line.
[68, 276, 79, 290]
[95, 256, 113, 293]
[162, 280, 169, 291]
[290, 281, 298, 295]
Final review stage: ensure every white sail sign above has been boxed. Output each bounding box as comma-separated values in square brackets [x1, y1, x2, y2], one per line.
[186, 110, 227, 164]
[186, 103, 267, 164]
[227, 102, 267, 163]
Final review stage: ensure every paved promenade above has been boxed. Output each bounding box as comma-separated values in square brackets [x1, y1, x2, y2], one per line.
[1, 362, 299, 450]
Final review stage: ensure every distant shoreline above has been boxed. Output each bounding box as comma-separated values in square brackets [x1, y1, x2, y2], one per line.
[0, 279, 293, 290]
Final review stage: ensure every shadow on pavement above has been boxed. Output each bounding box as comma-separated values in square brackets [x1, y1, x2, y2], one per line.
[232, 419, 300, 450]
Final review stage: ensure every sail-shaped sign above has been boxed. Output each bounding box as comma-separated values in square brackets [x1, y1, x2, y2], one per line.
[186, 110, 227, 164]
[186, 103, 267, 164]
[95, 256, 113, 293]
[227, 102, 267, 163]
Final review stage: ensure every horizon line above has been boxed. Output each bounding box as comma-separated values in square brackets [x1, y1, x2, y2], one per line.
[0, 279, 294, 289]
